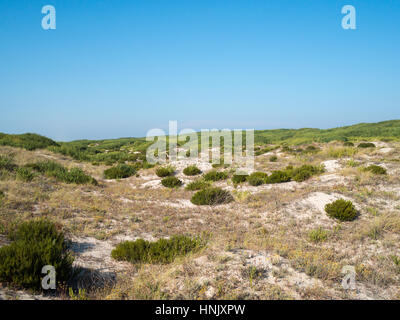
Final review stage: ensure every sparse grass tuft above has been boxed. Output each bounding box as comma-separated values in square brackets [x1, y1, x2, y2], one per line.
[308, 228, 329, 243]
[16, 167, 35, 182]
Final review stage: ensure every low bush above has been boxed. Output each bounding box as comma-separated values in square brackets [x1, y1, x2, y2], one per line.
[203, 170, 228, 182]
[16, 167, 34, 182]
[232, 173, 248, 184]
[183, 165, 202, 176]
[0, 219, 74, 290]
[289, 164, 324, 182]
[269, 155, 278, 162]
[28, 161, 97, 185]
[104, 164, 136, 179]
[161, 176, 182, 188]
[111, 235, 204, 264]
[185, 180, 211, 191]
[155, 166, 175, 177]
[247, 172, 268, 186]
[325, 199, 358, 221]
[364, 165, 387, 175]
[358, 142, 376, 148]
[191, 187, 233, 205]
[266, 170, 291, 184]
[0, 155, 17, 172]
[343, 141, 354, 147]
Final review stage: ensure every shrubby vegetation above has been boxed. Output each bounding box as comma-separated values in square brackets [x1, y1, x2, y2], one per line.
[111, 235, 205, 264]
[269, 155, 278, 162]
[308, 228, 328, 243]
[232, 173, 248, 184]
[343, 141, 354, 147]
[191, 187, 233, 205]
[358, 142, 376, 148]
[0, 155, 17, 172]
[27, 161, 97, 185]
[185, 179, 211, 191]
[203, 170, 228, 182]
[104, 164, 136, 179]
[0, 219, 74, 290]
[16, 167, 34, 182]
[364, 165, 387, 175]
[0, 133, 59, 150]
[161, 176, 182, 188]
[325, 199, 358, 221]
[156, 166, 175, 177]
[287, 164, 325, 182]
[183, 165, 202, 176]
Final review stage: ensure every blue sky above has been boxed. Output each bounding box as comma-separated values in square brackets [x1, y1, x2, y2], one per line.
[0, 0, 399, 141]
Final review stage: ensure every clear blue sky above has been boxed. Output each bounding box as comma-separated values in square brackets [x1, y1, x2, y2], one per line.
[0, 0, 399, 141]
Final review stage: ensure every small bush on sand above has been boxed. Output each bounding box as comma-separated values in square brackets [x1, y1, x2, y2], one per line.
[161, 176, 182, 188]
[16, 167, 34, 182]
[185, 180, 211, 191]
[289, 165, 324, 182]
[269, 155, 278, 162]
[155, 166, 175, 177]
[111, 235, 204, 264]
[203, 170, 228, 182]
[191, 187, 233, 205]
[308, 228, 329, 243]
[247, 172, 268, 186]
[325, 199, 358, 221]
[266, 170, 291, 184]
[232, 173, 248, 184]
[104, 164, 136, 179]
[343, 141, 354, 147]
[358, 142, 376, 148]
[364, 165, 387, 175]
[183, 165, 202, 176]
[0, 155, 17, 172]
[0, 219, 73, 290]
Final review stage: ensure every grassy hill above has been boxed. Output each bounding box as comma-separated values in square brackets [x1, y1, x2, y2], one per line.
[1, 120, 399, 164]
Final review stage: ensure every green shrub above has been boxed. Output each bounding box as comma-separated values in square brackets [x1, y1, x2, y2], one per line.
[0, 133, 59, 151]
[185, 180, 211, 191]
[232, 173, 249, 184]
[111, 235, 204, 264]
[155, 166, 175, 177]
[161, 176, 182, 188]
[104, 164, 136, 179]
[364, 165, 387, 175]
[358, 142, 376, 148]
[191, 187, 233, 205]
[28, 161, 97, 185]
[308, 228, 328, 243]
[16, 167, 34, 182]
[269, 155, 278, 162]
[183, 165, 202, 176]
[203, 170, 228, 182]
[266, 170, 291, 184]
[289, 165, 324, 182]
[0, 219, 74, 290]
[325, 199, 358, 221]
[247, 172, 268, 186]
[343, 141, 354, 147]
[0, 155, 17, 172]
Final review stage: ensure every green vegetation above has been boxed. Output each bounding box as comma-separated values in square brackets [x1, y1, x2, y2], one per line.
[111, 235, 205, 264]
[265, 170, 291, 184]
[161, 176, 183, 188]
[16, 167, 35, 182]
[191, 187, 233, 205]
[0, 155, 17, 172]
[183, 165, 202, 176]
[343, 141, 354, 147]
[308, 228, 329, 243]
[364, 165, 387, 175]
[232, 173, 249, 184]
[27, 161, 97, 185]
[185, 179, 211, 191]
[358, 142, 376, 148]
[0, 133, 59, 150]
[104, 164, 136, 179]
[269, 155, 278, 162]
[203, 170, 228, 182]
[325, 199, 358, 222]
[155, 165, 175, 177]
[0, 219, 73, 290]
[288, 164, 325, 182]
[247, 172, 268, 186]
